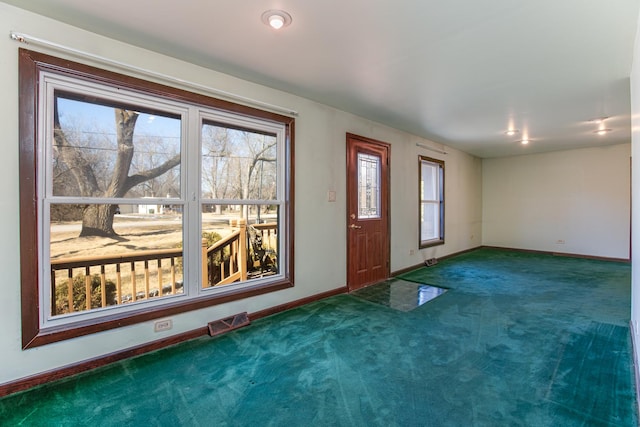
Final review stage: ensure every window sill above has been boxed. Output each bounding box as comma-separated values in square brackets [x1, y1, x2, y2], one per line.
[23, 278, 293, 349]
[420, 239, 445, 249]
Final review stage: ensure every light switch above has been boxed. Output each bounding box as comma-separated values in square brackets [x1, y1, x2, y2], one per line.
[327, 190, 336, 202]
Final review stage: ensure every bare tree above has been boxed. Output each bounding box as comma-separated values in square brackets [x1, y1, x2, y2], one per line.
[201, 125, 277, 218]
[202, 124, 232, 214]
[53, 103, 180, 237]
[236, 131, 277, 218]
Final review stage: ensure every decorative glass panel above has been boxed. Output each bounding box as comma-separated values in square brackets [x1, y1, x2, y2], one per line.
[358, 153, 381, 219]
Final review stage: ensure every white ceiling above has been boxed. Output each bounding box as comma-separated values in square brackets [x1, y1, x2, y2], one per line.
[4, 0, 640, 158]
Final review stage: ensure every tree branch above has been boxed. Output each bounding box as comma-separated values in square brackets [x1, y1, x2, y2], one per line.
[124, 154, 181, 192]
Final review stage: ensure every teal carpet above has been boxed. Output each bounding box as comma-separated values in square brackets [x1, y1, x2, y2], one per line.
[0, 248, 637, 426]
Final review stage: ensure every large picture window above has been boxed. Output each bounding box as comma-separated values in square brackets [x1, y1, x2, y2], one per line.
[19, 49, 294, 348]
[419, 156, 444, 248]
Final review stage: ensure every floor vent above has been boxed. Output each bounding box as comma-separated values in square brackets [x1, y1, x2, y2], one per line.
[425, 258, 438, 267]
[207, 312, 250, 337]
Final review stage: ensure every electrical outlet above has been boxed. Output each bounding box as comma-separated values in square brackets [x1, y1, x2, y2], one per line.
[556, 239, 565, 244]
[409, 249, 415, 256]
[154, 319, 172, 332]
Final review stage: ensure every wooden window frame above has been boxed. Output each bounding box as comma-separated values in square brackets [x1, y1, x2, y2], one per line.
[18, 49, 295, 349]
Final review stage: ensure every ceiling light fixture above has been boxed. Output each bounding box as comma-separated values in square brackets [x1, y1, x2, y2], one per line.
[505, 129, 519, 136]
[587, 116, 613, 135]
[520, 139, 529, 145]
[262, 10, 292, 30]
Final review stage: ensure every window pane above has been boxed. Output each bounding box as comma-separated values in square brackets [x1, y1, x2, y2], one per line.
[421, 162, 438, 201]
[201, 204, 279, 288]
[53, 94, 182, 199]
[201, 122, 277, 200]
[358, 153, 381, 219]
[49, 203, 184, 317]
[420, 202, 440, 241]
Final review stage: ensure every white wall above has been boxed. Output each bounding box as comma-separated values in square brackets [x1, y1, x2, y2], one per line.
[482, 144, 631, 259]
[0, 4, 482, 386]
[630, 3, 640, 384]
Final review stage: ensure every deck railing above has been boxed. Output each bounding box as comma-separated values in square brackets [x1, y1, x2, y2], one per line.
[50, 219, 278, 315]
[50, 248, 184, 315]
[203, 219, 247, 287]
[202, 219, 278, 286]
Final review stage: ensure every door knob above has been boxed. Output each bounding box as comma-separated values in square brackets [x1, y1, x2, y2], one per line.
[349, 224, 362, 229]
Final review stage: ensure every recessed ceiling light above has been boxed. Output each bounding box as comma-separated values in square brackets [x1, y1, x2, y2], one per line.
[262, 10, 292, 30]
[594, 128, 612, 135]
[588, 117, 610, 123]
[505, 129, 519, 136]
[520, 139, 529, 145]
